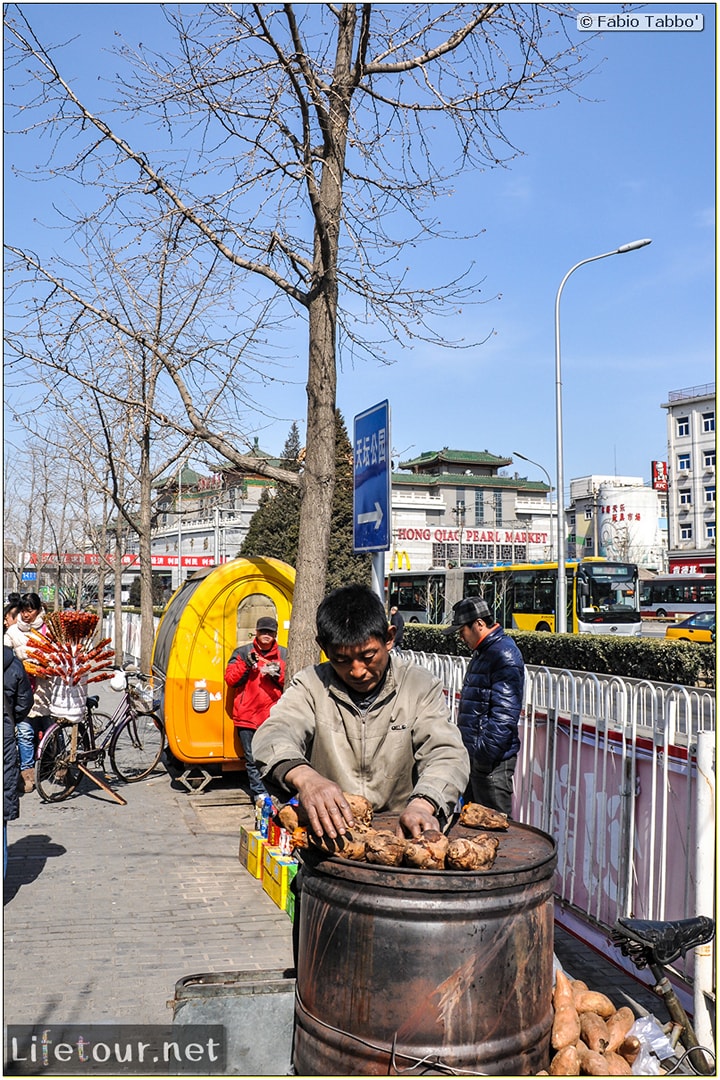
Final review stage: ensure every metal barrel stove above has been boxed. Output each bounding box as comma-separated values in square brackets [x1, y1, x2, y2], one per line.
[293, 819, 557, 1076]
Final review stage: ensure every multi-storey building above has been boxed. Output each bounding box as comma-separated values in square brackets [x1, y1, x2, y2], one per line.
[661, 383, 716, 573]
[388, 449, 554, 573]
[567, 475, 666, 571]
[151, 441, 283, 590]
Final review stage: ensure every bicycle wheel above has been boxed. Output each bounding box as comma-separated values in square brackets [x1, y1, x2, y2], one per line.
[35, 723, 90, 802]
[110, 711, 164, 782]
[89, 711, 114, 739]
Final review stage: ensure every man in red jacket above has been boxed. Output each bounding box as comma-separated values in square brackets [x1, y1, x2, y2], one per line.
[225, 616, 287, 801]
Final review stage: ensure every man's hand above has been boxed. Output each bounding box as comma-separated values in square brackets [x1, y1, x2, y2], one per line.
[285, 764, 355, 840]
[397, 797, 440, 838]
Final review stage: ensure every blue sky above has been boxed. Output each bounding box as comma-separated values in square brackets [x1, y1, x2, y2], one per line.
[4, 4, 716, 497]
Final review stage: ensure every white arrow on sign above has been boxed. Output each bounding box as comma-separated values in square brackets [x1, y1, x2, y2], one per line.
[357, 501, 384, 529]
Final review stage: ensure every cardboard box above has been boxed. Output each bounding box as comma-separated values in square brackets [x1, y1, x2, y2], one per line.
[238, 825, 254, 865]
[247, 832, 270, 879]
[286, 889, 295, 923]
[268, 820, 281, 847]
[262, 848, 298, 910]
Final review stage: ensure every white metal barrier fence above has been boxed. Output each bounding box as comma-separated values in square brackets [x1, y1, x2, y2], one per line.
[103, 612, 159, 667]
[404, 649, 716, 1022]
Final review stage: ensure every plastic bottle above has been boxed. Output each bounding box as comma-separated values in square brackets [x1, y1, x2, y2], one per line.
[259, 796, 273, 840]
[255, 795, 265, 832]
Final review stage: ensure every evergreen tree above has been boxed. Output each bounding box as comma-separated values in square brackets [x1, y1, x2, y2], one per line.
[326, 412, 372, 591]
[280, 422, 302, 472]
[241, 415, 371, 591]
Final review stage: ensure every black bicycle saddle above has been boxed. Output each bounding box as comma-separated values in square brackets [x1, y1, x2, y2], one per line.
[612, 916, 715, 968]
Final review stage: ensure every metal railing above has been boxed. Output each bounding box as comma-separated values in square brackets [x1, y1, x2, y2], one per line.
[402, 649, 716, 1013]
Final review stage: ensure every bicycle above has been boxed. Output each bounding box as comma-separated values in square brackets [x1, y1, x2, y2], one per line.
[35, 669, 166, 804]
[612, 916, 716, 1075]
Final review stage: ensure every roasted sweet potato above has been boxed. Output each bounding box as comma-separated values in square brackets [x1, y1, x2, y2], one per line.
[574, 990, 616, 1019]
[579, 1011, 610, 1053]
[344, 792, 373, 826]
[336, 825, 374, 860]
[446, 834, 499, 871]
[553, 969, 575, 1010]
[617, 1035, 641, 1065]
[600, 1050, 633, 1075]
[403, 830, 449, 870]
[469, 833, 500, 867]
[549, 1044, 580, 1075]
[570, 979, 588, 996]
[458, 802, 509, 830]
[277, 803, 300, 831]
[551, 1004, 581, 1051]
[365, 829, 407, 866]
[575, 1046, 609, 1076]
[605, 1007, 635, 1053]
[290, 826, 343, 853]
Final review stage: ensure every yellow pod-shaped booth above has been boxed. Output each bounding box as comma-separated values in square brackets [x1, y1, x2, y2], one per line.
[151, 557, 295, 769]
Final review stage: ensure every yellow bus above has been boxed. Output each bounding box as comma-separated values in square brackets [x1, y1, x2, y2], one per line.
[387, 558, 641, 635]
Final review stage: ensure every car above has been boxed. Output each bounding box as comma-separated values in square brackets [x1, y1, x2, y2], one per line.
[665, 611, 715, 643]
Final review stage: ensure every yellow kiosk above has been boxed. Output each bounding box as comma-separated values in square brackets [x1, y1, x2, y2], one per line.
[152, 557, 295, 790]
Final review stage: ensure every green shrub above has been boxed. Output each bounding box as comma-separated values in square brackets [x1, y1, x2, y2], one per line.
[402, 623, 715, 688]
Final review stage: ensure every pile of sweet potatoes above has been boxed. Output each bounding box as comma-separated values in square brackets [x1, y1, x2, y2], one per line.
[541, 969, 640, 1075]
[279, 797, 505, 872]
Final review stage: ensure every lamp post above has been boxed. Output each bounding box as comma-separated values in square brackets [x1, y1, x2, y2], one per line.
[513, 450, 555, 561]
[554, 238, 651, 632]
[451, 500, 466, 566]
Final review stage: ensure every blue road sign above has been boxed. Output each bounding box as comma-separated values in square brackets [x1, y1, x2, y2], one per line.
[21, 571, 37, 581]
[353, 400, 391, 552]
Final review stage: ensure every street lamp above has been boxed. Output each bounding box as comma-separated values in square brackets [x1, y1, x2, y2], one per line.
[554, 238, 652, 632]
[513, 451, 555, 560]
[451, 500, 466, 566]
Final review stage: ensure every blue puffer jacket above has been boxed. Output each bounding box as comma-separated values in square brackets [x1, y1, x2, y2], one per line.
[457, 626, 524, 768]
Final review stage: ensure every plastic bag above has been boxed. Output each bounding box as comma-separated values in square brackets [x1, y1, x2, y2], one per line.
[629, 1015, 676, 1075]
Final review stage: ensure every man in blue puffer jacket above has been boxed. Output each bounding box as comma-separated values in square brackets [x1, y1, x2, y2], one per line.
[444, 597, 525, 816]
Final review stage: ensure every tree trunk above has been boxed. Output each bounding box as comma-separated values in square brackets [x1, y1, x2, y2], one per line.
[286, 8, 356, 676]
[138, 437, 155, 671]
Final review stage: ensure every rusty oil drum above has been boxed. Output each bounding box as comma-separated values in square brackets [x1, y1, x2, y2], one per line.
[293, 819, 557, 1076]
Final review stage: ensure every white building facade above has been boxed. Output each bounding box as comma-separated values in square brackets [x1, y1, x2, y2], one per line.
[387, 449, 555, 575]
[661, 383, 716, 574]
[567, 475, 666, 571]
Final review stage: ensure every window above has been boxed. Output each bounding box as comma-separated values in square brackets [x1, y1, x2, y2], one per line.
[676, 416, 690, 437]
[706, 523, 716, 541]
[679, 490, 692, 505]
[705, 486, 716, 504]
[704, 450, 716, 468]
[678, 453, 691, 471]
[680, 525, 693, 541]
[702, 412, 715, 433]
[494, 491, 503, 527]
[584, 509, 593, 520]
[475, 490, 486, 525]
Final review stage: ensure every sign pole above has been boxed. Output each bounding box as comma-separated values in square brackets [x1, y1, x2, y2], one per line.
[371, 552, 385, 602]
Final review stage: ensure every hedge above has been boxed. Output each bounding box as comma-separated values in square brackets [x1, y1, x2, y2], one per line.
[402, 623, 715, 689]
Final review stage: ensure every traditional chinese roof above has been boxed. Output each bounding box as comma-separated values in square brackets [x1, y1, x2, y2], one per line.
[399, 448, 512, 474]
[391, 472, 549, 493]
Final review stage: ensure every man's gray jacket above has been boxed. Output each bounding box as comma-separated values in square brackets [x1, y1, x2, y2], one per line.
[253, 655, 469, 817]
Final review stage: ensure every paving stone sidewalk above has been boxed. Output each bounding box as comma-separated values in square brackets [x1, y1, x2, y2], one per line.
[4, 763, 293, 1030]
